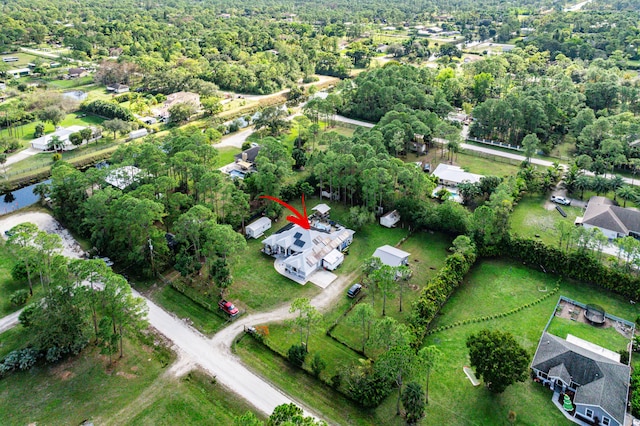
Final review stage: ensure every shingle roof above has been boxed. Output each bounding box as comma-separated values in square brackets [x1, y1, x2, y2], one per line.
[234, 146, 261, 163]
[532, 332, 629, 424]
[582, 196, 640, 235]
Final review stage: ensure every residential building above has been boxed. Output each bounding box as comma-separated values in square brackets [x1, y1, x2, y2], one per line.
[104, 166, 144, 190]
[7, 68, 31, 78]
[262, 207, 354, 283]
[30, 125, 98, 151]
[106, 83, 130, 94]
[531, 331, 630, 426]
[68, 67, 88, 78]
[575, 196, 640, 240]
[152, 91, 200, 120]
[246, 217, 272, 239]
[432, 163, 483, 187]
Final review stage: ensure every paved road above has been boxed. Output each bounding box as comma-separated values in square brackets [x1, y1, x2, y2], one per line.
[0, 310, 21, 334]
[19, 47, 63, 60]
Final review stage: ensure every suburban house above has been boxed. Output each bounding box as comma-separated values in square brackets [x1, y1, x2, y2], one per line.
[233, 146, 261, 173]
[531, 331, 630, 426]
[262, 206, 354, 283]
[68, 67, 88, 78]
[372, 245, 410, 267]
[106, 83, 130, 94]
[432, 163, 483, 187]
[575, 196, 640, 240]
[30, 125, 99, 151]
[152, 91, 201, 120]
[380, 210, 401, 228]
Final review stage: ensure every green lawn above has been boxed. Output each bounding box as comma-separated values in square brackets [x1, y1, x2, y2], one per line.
[510, 194, 585, 246]
[47, 76, 94, 89]
[216, 146, 241, 167]
[0, 334, 171, 426]
[421, 258, 640, 425]
[546, 316, 630, 354]
[0, 113, 105, 151]
[1, 52, 41, 68]
[331, 231, 452, 349]
[118, 370, 263, 426]
[235, 336, 388, 426]
[0, 325, 31, 358]
[448, 151, 521, 177]
[151, 285, 227, 336]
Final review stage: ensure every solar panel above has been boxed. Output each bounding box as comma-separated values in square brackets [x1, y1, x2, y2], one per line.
[294, 232, 302, 239]
[294, 239, 305, 248]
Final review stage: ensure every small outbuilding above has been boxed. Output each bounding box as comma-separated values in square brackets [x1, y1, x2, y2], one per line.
[312, 204, 331, 220]
[246, 217, 272, 239]
[322, 249, 344, 271]
[373, 245, 410, 267]
[380, 210, 400, 228]
[129, 128, 148, 140]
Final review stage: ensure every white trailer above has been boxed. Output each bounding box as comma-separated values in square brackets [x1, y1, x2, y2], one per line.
[246, 217, 272, 239]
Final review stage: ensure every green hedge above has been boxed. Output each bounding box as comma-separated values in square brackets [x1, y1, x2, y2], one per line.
[501, 236, 640, 300]
[411, 246, 477, 342]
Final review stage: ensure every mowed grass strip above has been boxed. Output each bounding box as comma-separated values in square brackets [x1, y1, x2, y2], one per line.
[234, 335, 389, 426]
[121, 370, 263, 426]
[152, 285, 227, 335]
[422, 258, 640, 425]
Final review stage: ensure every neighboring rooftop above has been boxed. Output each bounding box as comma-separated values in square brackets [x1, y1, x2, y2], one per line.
[432, 163, 483, 185]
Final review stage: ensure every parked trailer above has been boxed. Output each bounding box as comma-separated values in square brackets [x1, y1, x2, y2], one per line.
[556, 206, 567, 217]
[245, 216, 272, 239]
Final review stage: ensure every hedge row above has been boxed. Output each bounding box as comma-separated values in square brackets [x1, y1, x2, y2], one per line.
[426, 285, 560, 335]
[411, 247, 478, 343]
[82, 100, 135, 121]
[501, 236, 640, 301]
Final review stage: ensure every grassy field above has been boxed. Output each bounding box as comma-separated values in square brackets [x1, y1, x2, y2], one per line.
[1, 52, 41, 68]
[414, 149, 521, 178]
[510, 194, 585, 246]
[546, 316, 630, 354]
[331, 231, 452, 348]
[0, 325, 31, 358]
[421, 258, 640, 425]
[47, 76, 94, 89]
[0, 112, 104, 151]
[0, 334, 171, 426]
[0, 241, 26, 317]
[116, 370, 263, 425]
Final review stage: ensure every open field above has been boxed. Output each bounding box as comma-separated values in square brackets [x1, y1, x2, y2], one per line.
[216, 146, 242, 167]
[1, 52, 42, 68]
[510, 194, 586, 246]
[0, 334, 171, 426]
[421, 258, 640, 425]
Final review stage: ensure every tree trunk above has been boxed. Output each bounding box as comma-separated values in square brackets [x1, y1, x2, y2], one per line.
[399, 283, 403, 313]
[425, 370, 430, 404]
[382, 293, 387, 316]
[119, 324, 124, 358]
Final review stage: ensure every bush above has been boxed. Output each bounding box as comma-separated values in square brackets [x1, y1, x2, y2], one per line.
[10, 289, 29, 306]
[287, 344, 307, 368]
[11, 261, 28, 282]
[619, 349, 630, 365]
[310, 353, 326, 378]
[52, 153, 62, 162]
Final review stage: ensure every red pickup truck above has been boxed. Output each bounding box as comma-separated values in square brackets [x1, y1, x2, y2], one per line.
[218, 299, 239, 316]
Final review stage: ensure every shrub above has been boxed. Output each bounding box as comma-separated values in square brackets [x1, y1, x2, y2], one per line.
[287, 344, 306, 368]
[10, 289, 29, 306]
[52, 153, 62, 162]
[310, 353, 326, 378]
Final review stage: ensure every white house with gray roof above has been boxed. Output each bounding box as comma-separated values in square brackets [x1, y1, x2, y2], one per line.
[262, 209, 354, 283]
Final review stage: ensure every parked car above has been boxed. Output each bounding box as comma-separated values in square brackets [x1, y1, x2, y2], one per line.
[218, 299, 239, 316]
[551, 195, 571, 206]
[347, 283, 362, 298]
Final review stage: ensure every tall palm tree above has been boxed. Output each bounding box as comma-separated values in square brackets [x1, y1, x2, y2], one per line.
[609, 175, 625, 200]
[575, 175, 592, 200]
[616, 185, 636, 207]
